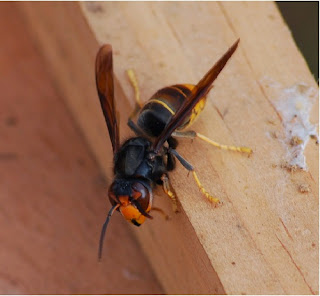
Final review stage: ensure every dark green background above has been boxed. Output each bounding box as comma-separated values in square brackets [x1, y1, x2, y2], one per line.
[277, 1, 319, 81]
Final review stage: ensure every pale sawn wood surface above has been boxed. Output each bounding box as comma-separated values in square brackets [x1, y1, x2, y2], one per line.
[19, 2, 318, 294]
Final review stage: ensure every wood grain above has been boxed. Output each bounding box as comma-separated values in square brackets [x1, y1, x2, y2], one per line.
[18, 2, 318, 294]
[0, 3, 162, 294]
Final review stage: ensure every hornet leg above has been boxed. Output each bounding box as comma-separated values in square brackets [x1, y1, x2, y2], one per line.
[161, 174, 179, 213]
[127, 69, 142, 121]
[166, 137, 178, 172]
[126, 69, 145, 136]
[172, 130, 252, 156]
[127, 69, 143, 109]
[127, 69, 144, 136]
[168, 148, 220, 205]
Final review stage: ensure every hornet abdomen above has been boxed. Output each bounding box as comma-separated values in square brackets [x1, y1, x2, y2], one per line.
[137, 84, 207, 137]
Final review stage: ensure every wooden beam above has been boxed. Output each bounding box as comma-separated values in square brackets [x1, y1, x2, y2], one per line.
[0, 2, 162, 294]
[19, 2, 318, 294]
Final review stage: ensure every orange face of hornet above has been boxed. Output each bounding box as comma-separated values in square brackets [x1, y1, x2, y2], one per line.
[108, 181, 153, 226]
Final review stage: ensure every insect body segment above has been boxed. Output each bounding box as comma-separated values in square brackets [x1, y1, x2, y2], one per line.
[96, 40, 248, 259]
[137, 84, 207, 138]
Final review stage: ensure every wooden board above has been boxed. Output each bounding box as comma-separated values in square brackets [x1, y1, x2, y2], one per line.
[18, 2, 318, 294]
[0, 3, 162, 294]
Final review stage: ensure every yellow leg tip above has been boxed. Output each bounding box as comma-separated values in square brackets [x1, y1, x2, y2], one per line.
[192, 171, 220, 206]
[209, 196, 220, 204]
[196, 133, 252, 156]
[126, 69, 134, 79]
[161, 174, 180, 213]
[241, 147, 253, 156]
[126, 68, 142, 108]
[168, 192, 179, 213]
[202, 190, 220, 205]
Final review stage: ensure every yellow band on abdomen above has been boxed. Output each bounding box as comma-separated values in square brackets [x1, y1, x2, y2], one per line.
[148, 99, 176, 115]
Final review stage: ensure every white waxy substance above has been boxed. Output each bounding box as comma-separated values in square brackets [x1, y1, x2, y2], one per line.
[274, 83, 318, 170]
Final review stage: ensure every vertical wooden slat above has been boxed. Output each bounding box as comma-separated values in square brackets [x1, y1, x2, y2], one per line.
[0, 2, 163, 294]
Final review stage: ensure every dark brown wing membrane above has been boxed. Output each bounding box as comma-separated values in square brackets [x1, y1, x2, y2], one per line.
[95, 44, 120, 154]
[153, 39, 240, 153]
